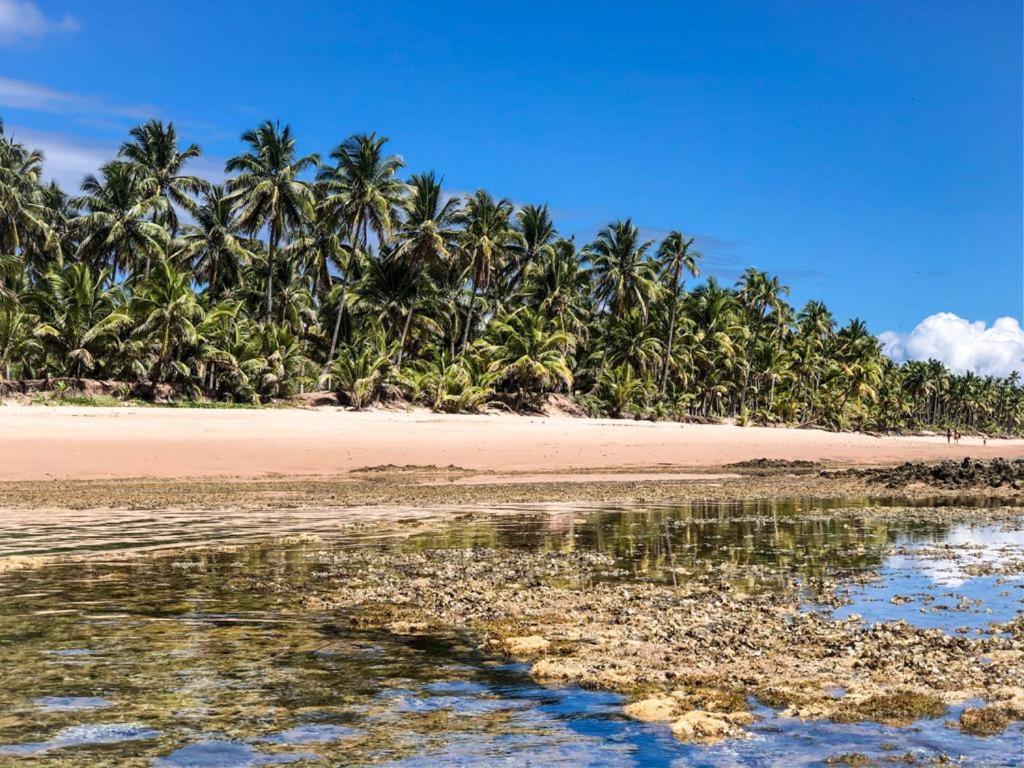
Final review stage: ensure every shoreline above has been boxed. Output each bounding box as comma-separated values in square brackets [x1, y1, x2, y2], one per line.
[1, 402, 1022, 512]
[0, 464, 1020, 513]
[1, 403, 1021, 484]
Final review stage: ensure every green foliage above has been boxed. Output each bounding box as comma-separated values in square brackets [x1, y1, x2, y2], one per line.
[324, 331, 401, 409]
[0, 117, 1020, 432]
[409, 354, 496, 413]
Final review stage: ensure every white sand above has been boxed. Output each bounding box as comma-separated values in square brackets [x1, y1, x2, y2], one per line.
[1, 403, 1020, 481]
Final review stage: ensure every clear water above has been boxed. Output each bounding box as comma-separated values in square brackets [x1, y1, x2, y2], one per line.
[0, 501, 1021, 767]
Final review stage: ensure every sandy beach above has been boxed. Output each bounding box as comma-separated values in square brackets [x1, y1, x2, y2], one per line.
[1, 403, 1021, 482]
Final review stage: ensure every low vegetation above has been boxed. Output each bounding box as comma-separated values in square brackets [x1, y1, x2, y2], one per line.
[1, 119, 1020, 432]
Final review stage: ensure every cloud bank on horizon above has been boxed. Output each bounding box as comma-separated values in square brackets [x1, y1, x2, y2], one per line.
[880, 313, 1024, 378]
[0, 0, 78, 46]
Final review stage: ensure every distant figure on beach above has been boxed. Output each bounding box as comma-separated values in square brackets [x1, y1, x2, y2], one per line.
[946, 428, 951, 445]
[953, 430, 961, 446]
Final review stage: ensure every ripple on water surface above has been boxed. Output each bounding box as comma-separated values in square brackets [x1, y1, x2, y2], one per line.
[0, 723, 159, 755]
[0, 500, 1020, 766]
[831, 523, 1024, 631]
[152, 741, 316, 767]
[33, 694, 110, 711]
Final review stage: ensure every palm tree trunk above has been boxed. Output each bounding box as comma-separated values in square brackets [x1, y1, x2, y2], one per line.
[459, 280, 478, 356]
[396, 304, 416, 368]
[321, 284, 347, 387]
[208, 260, 218, 305]
[659, 293, 678, 396]
[152, 324, 171, 385]
[266, 227, 278, 323]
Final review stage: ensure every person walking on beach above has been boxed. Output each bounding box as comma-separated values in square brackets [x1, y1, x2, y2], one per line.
[953, 430, 960, 446]
[946, 428, 952, 445]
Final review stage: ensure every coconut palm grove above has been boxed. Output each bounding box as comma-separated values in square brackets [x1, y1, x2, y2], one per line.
[0, 118, 1020, 434]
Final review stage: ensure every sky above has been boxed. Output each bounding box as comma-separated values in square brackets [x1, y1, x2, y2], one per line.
[1, 1, 1022, 374]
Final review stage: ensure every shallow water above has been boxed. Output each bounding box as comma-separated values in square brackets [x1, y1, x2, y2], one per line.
[0, 501, 1021, 766]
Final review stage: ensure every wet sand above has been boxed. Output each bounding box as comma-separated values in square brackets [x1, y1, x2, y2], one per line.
[1, 403, 1020, 482]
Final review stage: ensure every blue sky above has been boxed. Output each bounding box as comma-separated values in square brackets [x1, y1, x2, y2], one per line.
[1, 0, 1021, 342]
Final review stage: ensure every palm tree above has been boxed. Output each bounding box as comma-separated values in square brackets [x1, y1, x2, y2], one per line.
[29, 262, 132, 376]
[656, 231, 701, 395]
[350, 248, 440, 362]
[391, 172, 459, 366]
[326, 326, 402, 408]
[586, 219, 659, 320]
[485, 308, 575, 409]
[177, 185, 255, 303]
[1, 113, 1023, 430]
[242, 322, 313, 400]
[74, 162, 169, 279]
[521, 237, 591, 342]
[0, 303, 41, 379]
[687, 278, 746, 416]
[737, 268, 790, 413]
[0, 253, 19, 311]
[456, 190, 525, 354]
[604, 308, 664, 376]
[596, 363, 647, 417]
[0, 121, 55, 260]
[318, 132, 406, 251]
[225, 120, 318, 321]
[119, 120, 206, 235]
[507, 203, 556, 291]
[284, 188, 356, 371]
[25, 181, 77, 279]
[132, 259, 205, 384]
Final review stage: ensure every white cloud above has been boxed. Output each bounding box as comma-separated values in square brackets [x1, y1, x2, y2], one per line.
[0, 77, 153, 119]
[0, 0, 78, 46]
[880, 312, 1024, 378]
[7, 126, 114, 189]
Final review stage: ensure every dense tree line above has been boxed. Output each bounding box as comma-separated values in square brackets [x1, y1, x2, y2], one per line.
[0, 119, 1020, 434]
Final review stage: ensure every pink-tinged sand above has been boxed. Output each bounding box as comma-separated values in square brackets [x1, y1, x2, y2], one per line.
[1, 404, 1021, 482]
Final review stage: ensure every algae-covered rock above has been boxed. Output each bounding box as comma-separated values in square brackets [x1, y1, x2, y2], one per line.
[959, 706, 1010, 736]
[502, 635, 551, 655]
[624, 697, 677, 722]
[670, 710, 740, 743]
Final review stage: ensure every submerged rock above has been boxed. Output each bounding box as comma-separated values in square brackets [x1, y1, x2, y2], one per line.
[959, 705, 1010, 736]
[242, 510, 1024, 742]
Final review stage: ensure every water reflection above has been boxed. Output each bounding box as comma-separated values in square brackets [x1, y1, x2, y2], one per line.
[0, 501, 1020, 766]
